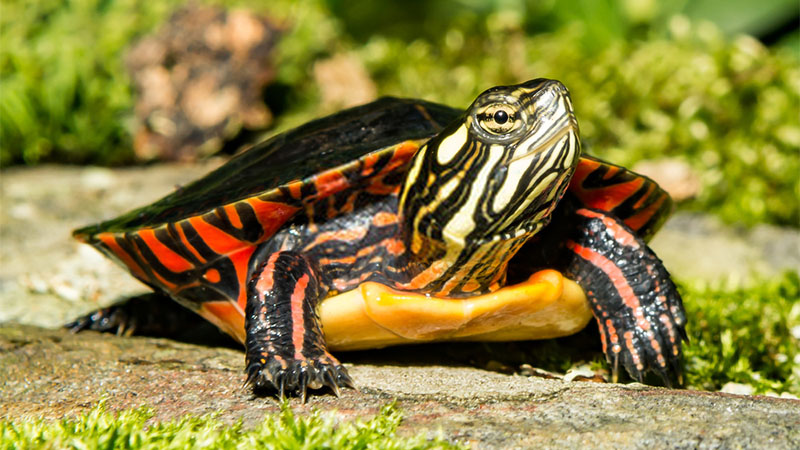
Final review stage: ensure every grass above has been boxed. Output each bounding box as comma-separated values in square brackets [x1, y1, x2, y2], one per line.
[0, 0, 336, 166]
[0, 401, 462, 450]
[0, 0, 175, 165]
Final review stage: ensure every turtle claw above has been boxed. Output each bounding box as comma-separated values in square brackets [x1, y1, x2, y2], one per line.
[598, 287, 686, 387]
[657, 369, 673, 389]
[65, 306, 136, 336]
[338, 370, 356, 390]
[245, 353, 354, 400]
[65, 294, 208, 339]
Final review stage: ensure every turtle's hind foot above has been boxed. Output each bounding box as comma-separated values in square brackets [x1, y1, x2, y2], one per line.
[64, 293, 187, 336]
[66, 304, 137, 336]
[65, 293, 230, 346]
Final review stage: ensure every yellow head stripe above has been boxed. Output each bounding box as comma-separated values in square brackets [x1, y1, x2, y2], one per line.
[435, 125, 468, 165]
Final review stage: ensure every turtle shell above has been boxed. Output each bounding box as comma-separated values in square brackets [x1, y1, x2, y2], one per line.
[73, 98, 462, 321]
[72, 88, 681, 388]
[76, 97, 460, 240]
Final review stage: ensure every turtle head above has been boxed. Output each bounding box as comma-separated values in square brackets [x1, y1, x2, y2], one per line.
[399, 79, 581, 285]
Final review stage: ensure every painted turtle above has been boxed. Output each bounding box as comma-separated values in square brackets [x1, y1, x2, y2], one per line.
[72, 79, 686, 398]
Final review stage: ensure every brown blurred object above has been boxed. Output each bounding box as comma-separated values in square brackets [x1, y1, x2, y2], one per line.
[127, 5, 280, 161]
[633, 158, 701, 202]
[314, 53, 377, 111]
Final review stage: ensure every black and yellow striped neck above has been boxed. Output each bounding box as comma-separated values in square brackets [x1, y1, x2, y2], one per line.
[398, 79, 581, 296]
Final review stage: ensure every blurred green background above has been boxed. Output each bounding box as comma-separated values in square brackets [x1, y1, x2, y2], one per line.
[1, 0, 798, 227]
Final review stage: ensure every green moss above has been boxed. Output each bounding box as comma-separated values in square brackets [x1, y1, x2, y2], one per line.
[681, 271, 800, 394]
[0, 0, 176, 165]
[0, 0, 339, 166]
[0, 401, 462, 450]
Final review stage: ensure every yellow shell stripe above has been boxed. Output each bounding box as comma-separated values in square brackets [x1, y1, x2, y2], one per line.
[320, 269, 591, 350]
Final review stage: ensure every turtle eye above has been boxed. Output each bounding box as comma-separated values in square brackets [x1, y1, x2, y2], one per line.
[476, 103, 517, 135]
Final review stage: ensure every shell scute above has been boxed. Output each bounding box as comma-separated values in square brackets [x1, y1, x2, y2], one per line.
[74, 98, 459, 306]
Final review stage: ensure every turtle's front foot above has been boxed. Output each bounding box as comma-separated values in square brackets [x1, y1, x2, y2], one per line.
[597, 276, 686, 387]
[245, 351, 354, 400]
[564, 208, 687, 386]
[245, 250, 354, 400]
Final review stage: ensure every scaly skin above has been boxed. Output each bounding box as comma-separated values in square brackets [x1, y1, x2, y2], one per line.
[244, 251, 353, 400]
[567, 213, 685, 385]
[518, 197, 686, 386]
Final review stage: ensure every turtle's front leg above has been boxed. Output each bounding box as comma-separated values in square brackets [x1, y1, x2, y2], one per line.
[563, 208, 687, 386]
[245, 251, 354, 400]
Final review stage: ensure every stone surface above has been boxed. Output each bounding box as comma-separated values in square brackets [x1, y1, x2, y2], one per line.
[2, 325, 798, 448]
[2, 164, 799, 447]
[633, 158, 701, 202]
[651, 212, 800, 283]
[1, 162, 222, 327]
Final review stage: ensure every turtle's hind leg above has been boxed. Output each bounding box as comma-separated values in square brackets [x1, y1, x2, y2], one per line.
[245, 251, 353, 400]
[563, 207, 687, 386]
[66, 293, 227, 345]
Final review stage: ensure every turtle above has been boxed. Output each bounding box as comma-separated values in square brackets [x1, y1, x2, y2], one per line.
[70, 78, 686, 399]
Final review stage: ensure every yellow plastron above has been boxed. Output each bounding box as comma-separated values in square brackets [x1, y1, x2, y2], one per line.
[320, 269, 592, 351]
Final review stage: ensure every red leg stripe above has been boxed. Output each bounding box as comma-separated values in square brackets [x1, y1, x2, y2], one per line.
[566, 240, 645, 325]
[291, 273, 310, 360]
[575, 209, 639, 249]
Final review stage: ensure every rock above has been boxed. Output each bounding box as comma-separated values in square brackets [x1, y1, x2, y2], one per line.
[1, 325, 798, 448]
[633, 158, 701, 202]
[651, 212, 800, 283]
[0, 162, 222, 327]
[721, 382, 755, 396]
